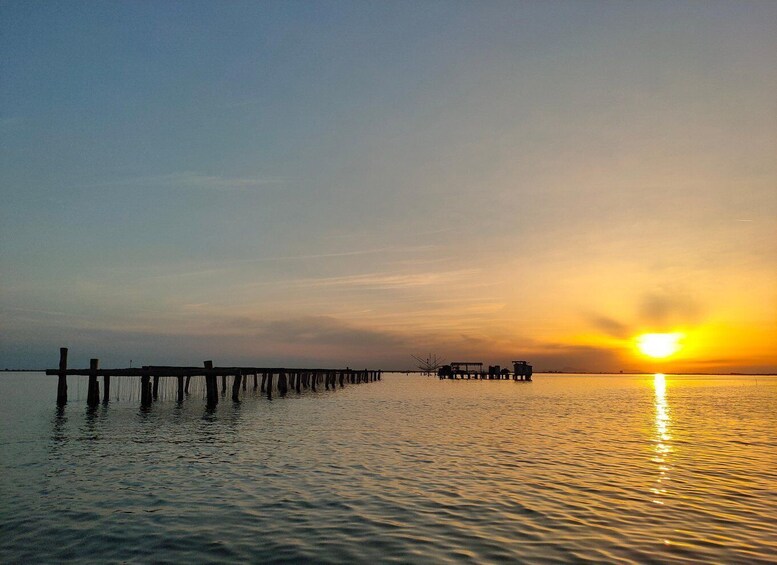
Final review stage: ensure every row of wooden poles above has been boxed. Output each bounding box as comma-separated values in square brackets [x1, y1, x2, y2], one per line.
[46, 348, 381, 408]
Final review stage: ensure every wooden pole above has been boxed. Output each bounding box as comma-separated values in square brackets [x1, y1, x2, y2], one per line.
[253, 373, 258, 390]
[57, 347, 68, 405]
[184, 375, 191, 394]
[103, 374, 111, 403]
[177, 375, 184, 402]
[278, 371, 288, 396]
[232, 371, 242, 402]
[205, 360, 217, 407]
[295, 371, 301, 394]
[266, 372, 273, 400]
[87, 358, 100, 406]
[141, 368, 151, 407]
[221, 374, 227, 396]
[152, 375, 160, 400]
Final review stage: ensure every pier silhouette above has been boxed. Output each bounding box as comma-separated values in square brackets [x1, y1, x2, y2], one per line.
[46, 348, 381, 408]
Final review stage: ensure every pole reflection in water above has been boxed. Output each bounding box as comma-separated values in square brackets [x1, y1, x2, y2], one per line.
[652, 373, 672, 509]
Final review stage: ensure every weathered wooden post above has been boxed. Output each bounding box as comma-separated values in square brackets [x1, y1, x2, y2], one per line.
[205, 361, 217, 407]
[295, 371, 301, 394]
[141, 367, 151, 407]
[242, 372, 247, 391]
[261, 372, 267, 393]
[253, 373, 258, 390]
[266, 372, 273, 399]
[232, 371, 242, 402]
[325, 371, 330, 390]
[177, 375, 184, 402]
[87, 358, 100, 406]
[153, 375, 160, 400]
[185, 375, 191, 394]
[221, 374, 227, 396]
[57, 347, 68, 405]
[311, 371, 317, 392]
[103, 374, 111, 403]
[278, 371, 288, 396]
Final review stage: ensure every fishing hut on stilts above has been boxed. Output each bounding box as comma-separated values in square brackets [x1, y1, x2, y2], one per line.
[437, 360, 533, 381]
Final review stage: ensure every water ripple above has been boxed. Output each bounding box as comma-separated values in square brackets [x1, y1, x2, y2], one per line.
[0, 373, 775, 563]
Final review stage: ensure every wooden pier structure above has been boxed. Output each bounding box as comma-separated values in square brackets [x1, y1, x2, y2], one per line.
[47, 348, 381, 407]
[437, 360, 532, 381]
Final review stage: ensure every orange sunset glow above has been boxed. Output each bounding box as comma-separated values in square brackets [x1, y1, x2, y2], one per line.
[0, 2, 775, 375]
[1, 4, 776, 565]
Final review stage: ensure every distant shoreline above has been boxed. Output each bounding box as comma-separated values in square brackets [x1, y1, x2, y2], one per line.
[2, 368, 775, 376]
[399, 370, 777, 376]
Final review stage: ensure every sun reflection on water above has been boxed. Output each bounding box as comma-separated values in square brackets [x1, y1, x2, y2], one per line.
[652, 373, 672, 506]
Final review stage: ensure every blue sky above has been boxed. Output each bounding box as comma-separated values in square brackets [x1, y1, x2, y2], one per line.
[2, 1, 776, 371]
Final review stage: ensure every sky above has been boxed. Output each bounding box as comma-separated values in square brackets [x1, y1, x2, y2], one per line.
[1, 1, 775, 372]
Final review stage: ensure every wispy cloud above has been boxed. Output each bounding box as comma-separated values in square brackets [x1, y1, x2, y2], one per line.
[289, 269, 480, 290]
[587, 287, 705, 338]
[81, 171, 286, 191]
[638, 289, 703, 327]
[526, 344, 626, 372]
[3, 306, 75, 317]
[230, 245, 438, 264]
[133, 245, 439, 282]
[588, 314, 631, 338]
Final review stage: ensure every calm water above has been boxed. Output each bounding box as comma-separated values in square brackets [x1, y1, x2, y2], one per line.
[1, 372, 775, 563]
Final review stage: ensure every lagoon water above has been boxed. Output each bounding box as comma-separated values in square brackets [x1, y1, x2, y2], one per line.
[1, 372, 775, 563]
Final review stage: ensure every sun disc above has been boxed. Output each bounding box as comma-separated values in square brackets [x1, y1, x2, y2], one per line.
[637, 333, 683, 359]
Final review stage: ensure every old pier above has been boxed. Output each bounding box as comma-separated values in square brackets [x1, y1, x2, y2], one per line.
[47, 348, 382, 407]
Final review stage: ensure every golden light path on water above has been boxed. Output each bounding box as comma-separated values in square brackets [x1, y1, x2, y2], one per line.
[653, 373, 673, 545]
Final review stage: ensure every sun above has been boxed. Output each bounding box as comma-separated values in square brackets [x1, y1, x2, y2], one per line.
[636, 333, 683, 359]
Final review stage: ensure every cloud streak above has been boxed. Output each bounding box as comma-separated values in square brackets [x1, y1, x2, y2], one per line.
[82, 171, 286, 191]
[587, 287, 706, 339]
[288, 269, 480, 290]
[638, 290, 703, 328]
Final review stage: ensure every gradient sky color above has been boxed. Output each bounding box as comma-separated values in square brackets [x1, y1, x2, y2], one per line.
[2, 1, 775, 372]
